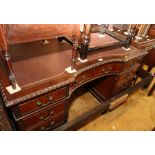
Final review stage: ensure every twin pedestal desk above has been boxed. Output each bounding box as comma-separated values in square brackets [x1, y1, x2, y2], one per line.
[0, 28, 154, 130]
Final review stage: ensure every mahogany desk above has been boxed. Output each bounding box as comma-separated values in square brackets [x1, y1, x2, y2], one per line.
[0, 32, 151, 131]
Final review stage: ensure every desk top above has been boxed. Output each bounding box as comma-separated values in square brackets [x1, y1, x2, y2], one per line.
[0, 33, 148, 107]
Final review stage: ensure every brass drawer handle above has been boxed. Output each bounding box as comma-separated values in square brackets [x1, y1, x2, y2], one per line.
[48, 96, 53, 102]
[36, 101, 49, 107]
[130, 63, 134, 67]
[36, 101, 42, 106]
[36, 96, 54, 107]
[39, 111, 54, 121]
[75, 79, 79, 83]
[40, 121, 55, 131]
[36, 101, 52, 108]
[103, 67, 112, 74]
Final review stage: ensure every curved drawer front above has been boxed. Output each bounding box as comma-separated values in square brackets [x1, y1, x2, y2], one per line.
[12, 87, 67, 118]
[73, 62, 122, 89]
[16, 101, 65, 130]
[123, 59, 141, 70]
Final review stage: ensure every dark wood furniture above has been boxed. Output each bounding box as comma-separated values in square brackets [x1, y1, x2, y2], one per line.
[143, 47, 155, 96]
[0, 24, 154, 131]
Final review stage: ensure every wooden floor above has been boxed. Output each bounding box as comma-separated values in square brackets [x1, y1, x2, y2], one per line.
[68, 67, 155, 131]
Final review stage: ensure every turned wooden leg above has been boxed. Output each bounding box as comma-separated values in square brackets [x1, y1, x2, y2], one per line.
[143, 66, 153, 89]
[80, 35, 90, 60]
[2, 50, 17, 89]
[79, 24, 91, 60]
[71, 37, 78, 70]
[148, 82, 155, 96]
[124, 33, 133, 49]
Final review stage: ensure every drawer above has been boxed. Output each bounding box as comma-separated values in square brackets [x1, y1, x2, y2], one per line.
[28, 113, 65, 131]
[12, 87, 67, 118]
[123, 59, 140, 70]
[94, 63, 122, 75]
[74, 63, 122, 87]
[16, 101, 65, 130]
[75, 68, 95, 85]
[113, 65, 139, 94]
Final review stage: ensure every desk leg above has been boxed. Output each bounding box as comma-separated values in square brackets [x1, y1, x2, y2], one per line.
[143, 66, 153, 89]
[148, 82, 155, 96]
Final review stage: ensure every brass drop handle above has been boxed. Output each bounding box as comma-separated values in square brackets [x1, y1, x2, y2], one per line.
[75, 79, 79, 83]
[36, 96, 54, 107]
[39, 111, 54, 121]
[104, 67, 112, 74]
[41, 96, 54, 107]
[48, 96, 53, 102]
[130, 63, 134, 67]
[36, 101, 42, 106]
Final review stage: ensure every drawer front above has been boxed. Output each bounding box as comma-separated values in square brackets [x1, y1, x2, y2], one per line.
[28, 114, 65, 131]
[113, 65, 139, 94]
[94, 63, 122, 75]
[74, 63, 122, 88]
[12, 87, 67, 118]
[16, 101, 65, 130]
[123, 59, 141, 70]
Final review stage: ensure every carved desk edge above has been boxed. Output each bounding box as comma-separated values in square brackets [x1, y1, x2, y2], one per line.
[0, 49, 148, 108]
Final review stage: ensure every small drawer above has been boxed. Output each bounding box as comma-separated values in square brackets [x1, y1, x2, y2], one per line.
[16, 101, 65, 130]
[12, 87, 67, 118]
[94, 63, 122, 75]
[28, 114, 65, 131]
[113, 66, 139, 94]
[123, 59, 141, 70]
[74, 63, 122, 87]
[75, 68, 95, 85]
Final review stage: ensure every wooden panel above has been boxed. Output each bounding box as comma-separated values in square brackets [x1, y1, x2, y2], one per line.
[89, 75, 117, 101]
[16, 101, 65, 130]
[12, 87, 67, 118]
